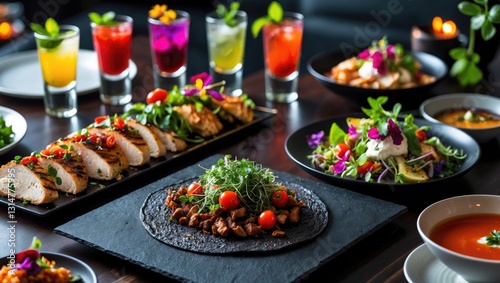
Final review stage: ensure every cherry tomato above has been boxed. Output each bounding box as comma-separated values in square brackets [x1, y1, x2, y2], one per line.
[415, 129, 428, 142]
[89, 134, 100, 145]
[21, 156, 37, 166]
[258, 210, 277, 230]
[271, 189, 289, 208]
[106, 135, 116, 148]
[146, 88, 168, 104]
[187, 182, 204, 196]
[52, 149, 65, 158]
[113, 117, 126, 131]
[357, 161, 374, 175]
[218, 191, 240, 211]
[94, 115, 108, 125]
[334, 142, 350, 158]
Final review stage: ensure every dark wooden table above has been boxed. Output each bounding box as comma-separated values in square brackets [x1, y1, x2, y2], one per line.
[1, 36, 500, 282]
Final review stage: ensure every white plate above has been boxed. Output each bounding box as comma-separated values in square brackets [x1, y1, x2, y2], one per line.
[0, 106, 27, 156]
[404, 244, 469, 283]
[0, 49, 138, 99]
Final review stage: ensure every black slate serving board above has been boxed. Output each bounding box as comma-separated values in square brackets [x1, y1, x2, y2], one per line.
[55, 154, 407, 283]
[0, 107, 276, 216]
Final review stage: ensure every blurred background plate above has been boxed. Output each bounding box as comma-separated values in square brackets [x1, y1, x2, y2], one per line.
[285, 114, 480, 194]
[307, 50, 447, 110]
[0, 49, 137, 98]
[0, 106, 27, 156]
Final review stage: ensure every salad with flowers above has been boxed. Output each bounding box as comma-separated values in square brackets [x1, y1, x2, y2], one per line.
[307, 96, 467, 184]
[330, 37, 436, 89]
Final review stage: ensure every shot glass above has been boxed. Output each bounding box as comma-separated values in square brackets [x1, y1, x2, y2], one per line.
[91, 15, 133, 105]
[148, 10, 190, 91]
[206, 10, 247, 97]
[34, 25, 79, 118]
[262, 12, 303, 103]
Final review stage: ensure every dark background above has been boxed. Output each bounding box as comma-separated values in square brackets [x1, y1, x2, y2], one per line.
[2, 0, 479, 78]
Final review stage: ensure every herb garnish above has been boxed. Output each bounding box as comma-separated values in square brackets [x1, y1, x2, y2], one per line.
[193, 155, 280, 215]
[30, 18, 66, 49]
[251, 1, 283, 37]
[486, 230, 500, 246]
[216, 2, 240, 27]
[88, 11, 119, 26]
[0, 116, 14, 148]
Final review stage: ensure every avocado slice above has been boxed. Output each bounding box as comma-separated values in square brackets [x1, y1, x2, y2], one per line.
[394, 155, 429, 183]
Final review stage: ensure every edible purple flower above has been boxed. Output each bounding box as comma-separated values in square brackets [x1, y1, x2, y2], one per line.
[17, 256, 42, 275]
[332, 149, 350, 174]
[368, 127, 380, 140]
[386, 44, 395, 59]
[387, 119, 403, 145]
[348, 124, 359, 139]
[307, 131, 324, 148]
[358, 49, 371, 60]
[183, 72, 224, 101]
[371, 51, 386, 75]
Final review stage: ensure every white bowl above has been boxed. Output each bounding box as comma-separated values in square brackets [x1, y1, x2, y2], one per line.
[417, 194, 500, 283]
[419, 93, 500, 143]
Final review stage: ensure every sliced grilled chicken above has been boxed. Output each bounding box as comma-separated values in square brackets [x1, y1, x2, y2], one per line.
[89, 115, 150, 166]
[0, 160, 59, 205]
[87, 126, 150, 166]
[59, 132, 129, 180]
[173, 104, 223, 137]
[126, 119, 166, 158]
[38, 144, 88, 194]
[149, 125, 188, 152]
[211, 94, 254, 123]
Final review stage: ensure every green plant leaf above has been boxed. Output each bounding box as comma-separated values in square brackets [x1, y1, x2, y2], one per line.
[489, 4, 500, 23]
[450, 58, 468, 76]
[30, 18, 64, 49]
[268, 1, 283, 23]
[458, 1, 482, 16]
[473, 0, 487, 4]
[471, 14, 485, 30]
[449, 47, 468, 59]
[45, 17, 59, 36]
[481, 19, 496, 40]
[88, 12, 102, 24]
[471, 52, 481, 64]
[89, 11, 118, 26]
[102, 11, 116, 23]
[30, 23, 49, 36]
[251, 16, 270, 38]
[458, 62, 483, 86]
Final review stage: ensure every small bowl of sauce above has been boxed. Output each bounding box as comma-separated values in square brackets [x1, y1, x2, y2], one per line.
[420, 93, 500, 143]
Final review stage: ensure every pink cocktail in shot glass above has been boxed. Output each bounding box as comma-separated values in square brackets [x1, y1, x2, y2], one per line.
[148, 10, 190, 91]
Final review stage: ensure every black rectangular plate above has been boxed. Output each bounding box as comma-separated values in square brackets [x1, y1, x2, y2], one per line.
[55, 154, 407, 283]
[0, 107, 277, 216]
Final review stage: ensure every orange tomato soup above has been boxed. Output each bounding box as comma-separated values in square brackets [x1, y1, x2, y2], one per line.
[429, 213, 500, 260]
[434, 108, 500, 129]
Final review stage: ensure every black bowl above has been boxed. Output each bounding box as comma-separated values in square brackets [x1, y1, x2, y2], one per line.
[285, 114, 480, 195]
[307, 50, 448, 110]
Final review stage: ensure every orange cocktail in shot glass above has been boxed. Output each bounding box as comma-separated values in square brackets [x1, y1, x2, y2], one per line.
[262, 12, 303, 103]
